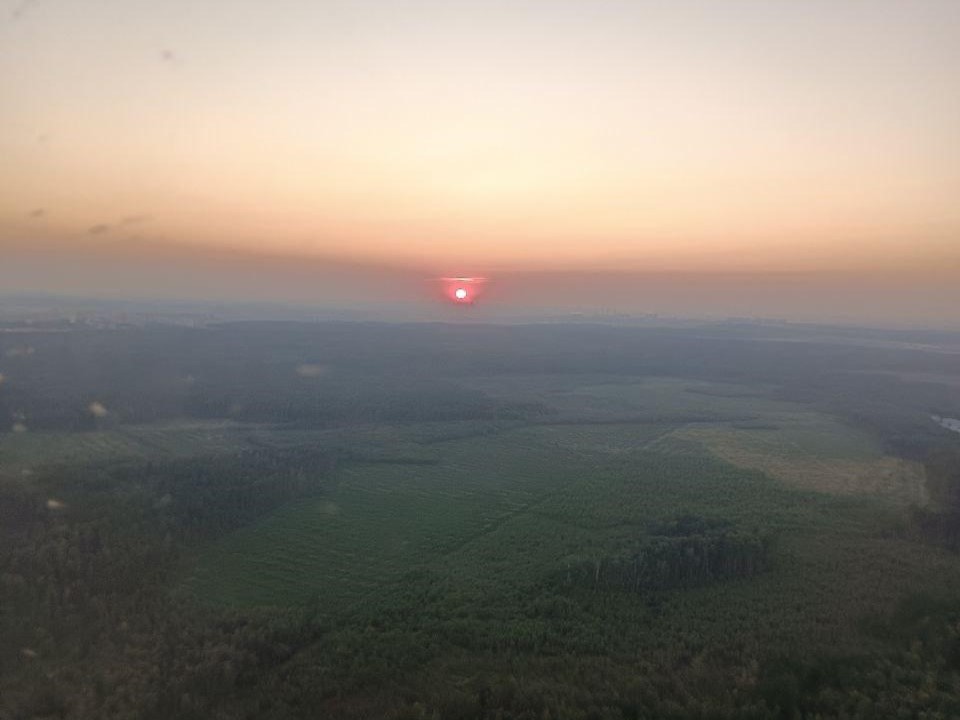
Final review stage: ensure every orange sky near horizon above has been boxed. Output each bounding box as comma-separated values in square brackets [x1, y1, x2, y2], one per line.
[1, 0, 959, 321]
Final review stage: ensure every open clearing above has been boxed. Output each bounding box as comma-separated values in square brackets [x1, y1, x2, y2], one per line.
[674, 419, 927, 505]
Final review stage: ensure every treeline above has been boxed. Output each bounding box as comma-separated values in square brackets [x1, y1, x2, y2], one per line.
[10, 446, 336, 543]
[848, 404, 960, 552]
[908, 445, 960, 551]
[834, 391, 960, 553]
[756, 593, 960, 719]
[122, 447, 336, 541]
[0, 324, 576, 433]
[0, 444, 336, 718]
[561, 515, 773, 593]
[4, 322, 960, 433]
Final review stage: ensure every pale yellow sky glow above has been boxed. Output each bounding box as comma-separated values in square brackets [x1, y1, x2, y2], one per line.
[1, 0, 959, 321]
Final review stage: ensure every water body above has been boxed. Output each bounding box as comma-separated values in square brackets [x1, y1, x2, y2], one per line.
[931, 415, 960, 434]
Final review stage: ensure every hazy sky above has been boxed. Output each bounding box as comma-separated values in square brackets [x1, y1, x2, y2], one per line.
[1, 1, 958, 323]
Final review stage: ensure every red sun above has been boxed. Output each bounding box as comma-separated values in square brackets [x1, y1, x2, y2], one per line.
[438, 276, 487, 305]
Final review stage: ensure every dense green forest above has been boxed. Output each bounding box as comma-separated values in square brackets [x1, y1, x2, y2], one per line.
[561, 516, 774, 593]
[2, 321, 960, 718]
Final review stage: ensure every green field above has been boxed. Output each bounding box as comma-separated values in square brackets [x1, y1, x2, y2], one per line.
[184, 423, 670, 607]
[182, 375, 952, 654]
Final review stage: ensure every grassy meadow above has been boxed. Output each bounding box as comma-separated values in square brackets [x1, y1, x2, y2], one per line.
[179, 375, 958, 668]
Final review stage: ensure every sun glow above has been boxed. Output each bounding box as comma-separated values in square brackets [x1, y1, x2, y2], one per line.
[439, 277, 487, 305]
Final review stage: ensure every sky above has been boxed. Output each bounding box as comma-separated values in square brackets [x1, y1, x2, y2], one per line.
[1, 0, 959, 325]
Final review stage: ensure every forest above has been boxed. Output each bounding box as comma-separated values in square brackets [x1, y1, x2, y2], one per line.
[1, 320, 960, 719]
